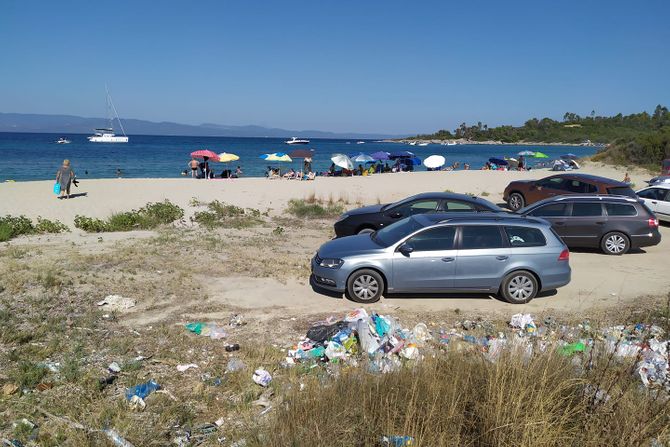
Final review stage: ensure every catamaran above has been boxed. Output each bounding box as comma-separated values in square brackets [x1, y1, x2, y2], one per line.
[88, 87, 129, 143]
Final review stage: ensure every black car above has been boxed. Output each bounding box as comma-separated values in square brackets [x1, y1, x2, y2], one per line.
[518, 195, 661, 255]
[333, 192, 504, 237]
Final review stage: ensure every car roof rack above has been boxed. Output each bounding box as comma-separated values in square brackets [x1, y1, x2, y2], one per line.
[552, 194, 638, 202]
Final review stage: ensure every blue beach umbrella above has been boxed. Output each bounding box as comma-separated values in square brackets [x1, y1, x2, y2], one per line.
[390, 150, 415, 159]
[489, 157, 508, 166]
[350, 153, 375, 163]
[370, 151, 390, 161]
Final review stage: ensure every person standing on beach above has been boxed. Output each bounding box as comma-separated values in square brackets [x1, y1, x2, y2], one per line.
[56, 159, 75, 199]
[189, 158, 199, 178]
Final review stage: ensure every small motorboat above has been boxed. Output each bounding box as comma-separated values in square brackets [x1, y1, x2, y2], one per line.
[285, 137, 310, 145]
[356, 141, 366, 145]
[56, 137, 71, 144]
[418, 142, 429, 147]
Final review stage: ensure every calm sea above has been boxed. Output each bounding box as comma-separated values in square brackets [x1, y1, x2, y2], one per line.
[0, 132, 597, 181]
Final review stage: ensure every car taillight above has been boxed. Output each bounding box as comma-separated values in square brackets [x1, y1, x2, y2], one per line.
[648, 217, 659, 228]
[558, 248, 570, 261]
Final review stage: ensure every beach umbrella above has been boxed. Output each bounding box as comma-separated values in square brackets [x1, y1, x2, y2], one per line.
[424, 155, 446, 169]
[217, 152, 240, 163]
[561, 153, 578, 160]
[489, 157, 509, 166]
[260, 152, 292, 162]
[390, 150, 415, 159]
[331, 153, 354, 170]
[288, 148, 315, 159]
[190, 149, 219, 161]
[506, 158, 519, 169]
[532, 151, 549, 158]
[371, 151, 390, 160]
[350, 153, 375, 163]
[518, 150, 535, 156]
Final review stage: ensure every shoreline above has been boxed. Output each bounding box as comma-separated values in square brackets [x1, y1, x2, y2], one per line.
[383, 138, 604, 147]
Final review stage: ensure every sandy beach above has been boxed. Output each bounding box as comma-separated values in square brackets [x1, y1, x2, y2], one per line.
[1, 161, 666, 322]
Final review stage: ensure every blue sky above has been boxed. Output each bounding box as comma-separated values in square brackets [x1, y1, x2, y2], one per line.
[1, 0, 669, 134]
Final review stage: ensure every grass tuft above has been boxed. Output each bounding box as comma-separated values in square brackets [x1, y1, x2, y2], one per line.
[75, 201, 184, 232]
[286, 199, 345, 219]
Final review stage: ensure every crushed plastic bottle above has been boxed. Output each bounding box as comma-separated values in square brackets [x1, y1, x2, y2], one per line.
[103, 428, 136, 447]
[125, 379, 160, 401]
[380, 435, 415, 446]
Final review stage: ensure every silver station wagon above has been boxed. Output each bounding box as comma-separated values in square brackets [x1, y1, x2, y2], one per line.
[311, 213, 571, 304]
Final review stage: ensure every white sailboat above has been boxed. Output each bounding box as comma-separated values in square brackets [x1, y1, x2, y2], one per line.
[88, 87, 129, 143]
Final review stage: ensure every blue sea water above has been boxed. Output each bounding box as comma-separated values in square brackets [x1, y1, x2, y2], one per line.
[0, 132, 598, 181]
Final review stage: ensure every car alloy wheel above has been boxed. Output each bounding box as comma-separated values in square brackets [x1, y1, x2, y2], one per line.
[507, 275, 534, 301]
[353, 274, 379, 300]
[603, 232, 629, 255]
[357, 227, 375, 235]
[508, 193, 525, 211]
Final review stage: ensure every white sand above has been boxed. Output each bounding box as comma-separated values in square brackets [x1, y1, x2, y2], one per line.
[2, 162, 666, 317]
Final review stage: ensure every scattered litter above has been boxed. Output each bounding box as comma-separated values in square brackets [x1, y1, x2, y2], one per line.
[41, 361, 61, 373]
[225, 343, 240, 352]
[98, 376, 117, 389]
[125, 379, 160, 401]
[2, 440, 24, 447]
[252, 368, 272, 387]
[128, 395, 146, 411]
[509, 313, 536, 333]
[36, 382, 54, 392]
[97, 295, 136, 311]
[108, 362, 122, 373]
[229, 314, 246, 327]
[380, 435, 415, 446]
[185, 322, 227, 339]
[12, 419, 36, 431]
[103, 428, 136, 447]
[214, 417, 225, 427]
[177, 363, 199, 372]
[252, 395, 272, 408]
[226, 358, 246, 373]
[559, 341, 586, 356]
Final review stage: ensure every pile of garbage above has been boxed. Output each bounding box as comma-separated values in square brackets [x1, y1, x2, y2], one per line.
[285, 309, 431, 373]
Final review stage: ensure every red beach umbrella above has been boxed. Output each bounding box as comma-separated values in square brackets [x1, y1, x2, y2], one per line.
[190, 149, 220, 161]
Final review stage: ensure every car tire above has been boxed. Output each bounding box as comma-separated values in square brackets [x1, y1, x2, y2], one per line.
[500, 270, 538, 304]
[507, 192, 525, 211]
[346, 269, 384, 303]
[357, 227, 375, 235]
[601, 232, 630, 255]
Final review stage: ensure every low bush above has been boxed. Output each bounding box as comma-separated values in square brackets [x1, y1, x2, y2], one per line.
[74, 201, 184, 232]
[286, 199, 345, 219]
[192, 200, 263, 229]
[0, 215, 69, 241]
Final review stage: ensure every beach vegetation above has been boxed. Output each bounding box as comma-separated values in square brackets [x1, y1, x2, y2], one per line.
[74, 200, 184, 232]
[192, 200, 264, 229]
[0, 215, 69, 241]
[286, 198, 345, 219]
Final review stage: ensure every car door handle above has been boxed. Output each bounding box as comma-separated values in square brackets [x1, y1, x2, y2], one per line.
[651, 201, 658, 204]
[496, 256, 509, 261]
[595, 221, 606, 225]
[441, 257, 455, 262]
[554, 221, 566, 226]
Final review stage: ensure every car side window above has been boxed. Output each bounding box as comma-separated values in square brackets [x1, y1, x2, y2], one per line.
[664, 190, 670, 202]
[529, 203, 569, 217]
[565, 180, 597, 193]
[571, 203, 603, 217]
[391, 200, 438, 217]
[636, 188, 657, 199]
[460, 226, 504, 250]
[406, 226, 456, 251]
[504, 226, 546, 247]
[444, 201, 475, 211]
[537, 178, 566, 190]
[605, 203, 637, 216]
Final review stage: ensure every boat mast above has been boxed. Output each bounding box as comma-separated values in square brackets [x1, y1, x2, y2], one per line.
[105, 84, 127, 137]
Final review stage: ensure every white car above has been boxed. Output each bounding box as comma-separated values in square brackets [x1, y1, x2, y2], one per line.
[637, 184, 670, 222]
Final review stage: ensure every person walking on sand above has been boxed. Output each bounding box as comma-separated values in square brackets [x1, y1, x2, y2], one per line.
[56, 159, 75, 199]
[623, 172, 631, 183]
[188, 158, 199, 178]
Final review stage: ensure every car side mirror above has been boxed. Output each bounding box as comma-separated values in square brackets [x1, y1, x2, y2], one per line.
[398, 243, 414, 257]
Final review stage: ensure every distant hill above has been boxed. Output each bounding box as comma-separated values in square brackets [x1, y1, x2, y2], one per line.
[0, 112, 404, 139]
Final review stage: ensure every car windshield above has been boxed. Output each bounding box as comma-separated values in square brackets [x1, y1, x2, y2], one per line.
[380, 196, 414, 212]
[607, 186, 636, 197]
[371, 216, 424, 247]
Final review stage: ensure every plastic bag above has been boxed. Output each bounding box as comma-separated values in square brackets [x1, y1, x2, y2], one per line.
[53, 182, 61, 195]
[125, 379, 160, 400]
[252, 368, 272, 387]
[306, 323, 342, 343]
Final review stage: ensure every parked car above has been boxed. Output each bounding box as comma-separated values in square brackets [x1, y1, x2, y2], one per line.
[518, 195, 661, 255]
[312, 213, 570, 304]
[645, 175, 670, 186]
[637, 184, 670, 222]
[333, 192, 503, 237]
[503, 173, 636, 211]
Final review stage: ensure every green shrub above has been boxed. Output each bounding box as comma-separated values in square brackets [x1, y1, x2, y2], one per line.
[0, 215, 69, 241]
[13, 361, 48, 389]
[35, 217, 70, 234]
[192, 200, 263, 229]
[74, 201, 184, 233]
[286, 199, 345, 219]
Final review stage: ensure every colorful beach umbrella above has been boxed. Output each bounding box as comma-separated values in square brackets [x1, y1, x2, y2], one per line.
[350, 153, 375, 163]
[217, 152, 240, 163]
[190, 149, 219, 161]
[424, 155, 446, 169]
[518, 150, 535, 156]
[371, 151, 390, 160]
[331, 153, 354, 170]
[532, 151, 549, 158]
[260, 152, 292, 162]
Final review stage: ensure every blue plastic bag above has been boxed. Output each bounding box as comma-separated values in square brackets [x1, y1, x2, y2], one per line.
[53, 182, 61, 195]
[125, 379, 160, 400]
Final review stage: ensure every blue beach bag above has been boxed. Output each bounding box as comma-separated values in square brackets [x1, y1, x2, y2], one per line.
[53, 182, 61, 195]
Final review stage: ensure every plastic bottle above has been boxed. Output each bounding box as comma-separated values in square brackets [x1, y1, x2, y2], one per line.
[380, 435, 415, 446]
[103, 429, 136, 447]
[125, 379, 160, 400]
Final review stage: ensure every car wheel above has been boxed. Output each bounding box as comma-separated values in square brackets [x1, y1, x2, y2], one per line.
[346, 269, 384, 303]
[500, 270, 538, 304]
[357, 227, 375, 235]
[507, 192, 525, 211]
[601, 232, 630, 255]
